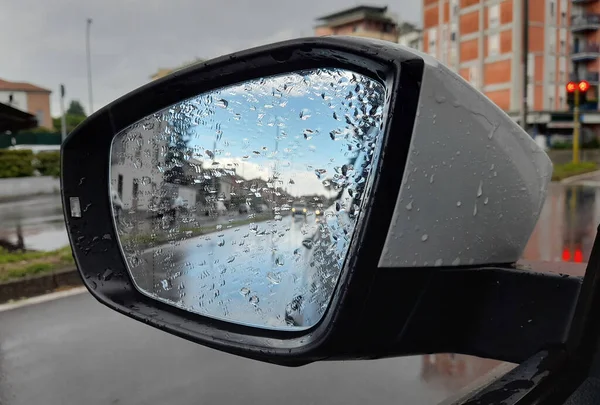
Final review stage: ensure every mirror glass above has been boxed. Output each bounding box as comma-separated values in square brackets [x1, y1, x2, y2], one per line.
[110, 68, 386, 330]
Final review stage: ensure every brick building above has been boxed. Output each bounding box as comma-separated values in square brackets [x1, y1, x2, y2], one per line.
[422, 0, 600, 136]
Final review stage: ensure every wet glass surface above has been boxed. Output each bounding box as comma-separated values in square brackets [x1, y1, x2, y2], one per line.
[109, 68, 387, 330]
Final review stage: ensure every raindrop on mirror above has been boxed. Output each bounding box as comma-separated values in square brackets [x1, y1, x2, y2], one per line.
[109, 68, 387, 330]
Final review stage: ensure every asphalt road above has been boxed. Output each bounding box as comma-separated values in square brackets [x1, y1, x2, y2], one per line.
[0, 290, 468, 405]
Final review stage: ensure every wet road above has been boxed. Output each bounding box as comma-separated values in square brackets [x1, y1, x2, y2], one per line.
[1, 177, 600, 404]
[0, 194, 67, 251]
[0, 291, 500, 405]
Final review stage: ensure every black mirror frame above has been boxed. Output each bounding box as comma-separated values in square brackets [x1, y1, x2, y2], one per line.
[61, 36, 425, 366]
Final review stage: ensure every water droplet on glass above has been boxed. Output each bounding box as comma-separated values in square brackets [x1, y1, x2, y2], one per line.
[434, 259, 443, 267]
[484, 197, 489, 205]
[227, 256, 236, 263]
[473, 203, 478, 216]
[275, 256, 285, 266]
[435, 95, 446, 103]
[218, 239, 226, 247]
[452, 257, 461, 265]
[161, 279, 173, 291]
[421, 234, 429, 242]
[456, 201, 462, 207]
[249, 295, 260, 306]
[477, 181, 483, 198]
[240, 287, 250, 296]
[406, 200, 413, 210]
[429, 174, 434, 184]
[216, 99, 228, 108]
[267, 272, 282, 284]
[141, 176, 151, 185]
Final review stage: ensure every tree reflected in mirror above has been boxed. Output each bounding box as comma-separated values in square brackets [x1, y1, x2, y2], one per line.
[110, 68, 387, 330]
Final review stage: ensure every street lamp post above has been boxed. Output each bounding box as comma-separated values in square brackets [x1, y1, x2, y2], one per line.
[60, 84, 67, 142]
[520, 0, 529, 132]
[86, 18, 94, 115]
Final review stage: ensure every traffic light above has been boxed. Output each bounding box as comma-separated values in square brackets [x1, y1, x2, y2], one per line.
[567, 80, 589, 109]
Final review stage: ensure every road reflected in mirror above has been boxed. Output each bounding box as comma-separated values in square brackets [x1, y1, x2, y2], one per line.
[109, 68, 386, 330]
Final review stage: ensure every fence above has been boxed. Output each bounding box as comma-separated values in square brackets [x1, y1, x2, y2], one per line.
[0, 132, 61, 149]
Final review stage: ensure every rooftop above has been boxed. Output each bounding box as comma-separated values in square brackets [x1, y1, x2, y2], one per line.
[150, 58, 206, 80]
[0, 79, 51, 93]
[316, 5, 388, 21]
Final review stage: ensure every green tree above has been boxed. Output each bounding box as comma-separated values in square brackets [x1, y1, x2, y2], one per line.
[52, 114, 87, 134]
[67, 100, 86, 116]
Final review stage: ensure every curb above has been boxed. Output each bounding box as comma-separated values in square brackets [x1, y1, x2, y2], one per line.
[560, 169, 600, 185]
[0, 268, 82, 304]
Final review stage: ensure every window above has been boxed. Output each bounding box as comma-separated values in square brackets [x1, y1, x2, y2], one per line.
[561, 11, 566, 26]
[488, 33, 500, 56]
[488, 4, 500, 28]
[428, 28, 437, 57]
[469, 66, 479, 87]
[449, 47, 458, 66]
[548, 29, 556, 53]
[550, 2, 555, 18]
[549, 96, 554, 108]
[451, 0, 459, 15]
[559, 56, 567, 80]
[35, 110, 44, 127]
[528, 54, 535, 83]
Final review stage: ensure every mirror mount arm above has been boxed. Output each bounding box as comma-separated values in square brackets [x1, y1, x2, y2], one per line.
[342, 265, 582, 364]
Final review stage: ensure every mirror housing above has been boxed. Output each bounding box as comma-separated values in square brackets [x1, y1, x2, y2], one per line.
[62, 36, 564, 367]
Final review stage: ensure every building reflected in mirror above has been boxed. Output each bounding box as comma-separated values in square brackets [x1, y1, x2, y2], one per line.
[109, 68, 388, 331]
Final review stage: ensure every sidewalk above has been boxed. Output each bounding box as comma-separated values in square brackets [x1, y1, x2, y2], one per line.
[560, 169, 600, 185]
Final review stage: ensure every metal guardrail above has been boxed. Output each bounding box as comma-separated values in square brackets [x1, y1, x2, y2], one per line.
[572, 14, 600, 28]
[573, 43, 600, 54]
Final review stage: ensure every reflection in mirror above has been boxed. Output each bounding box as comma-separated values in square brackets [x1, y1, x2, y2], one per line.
[110, 68, 387, 330]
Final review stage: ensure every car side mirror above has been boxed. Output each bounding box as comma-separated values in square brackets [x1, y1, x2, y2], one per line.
[62, 36, 554, 367]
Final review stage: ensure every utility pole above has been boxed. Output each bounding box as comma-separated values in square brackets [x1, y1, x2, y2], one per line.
[60, 84, 67, 142]
[520, 0, 529, 132]
[86, 18, 94, 115]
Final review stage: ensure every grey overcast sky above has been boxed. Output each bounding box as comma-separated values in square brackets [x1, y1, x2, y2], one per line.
[1, 0, 419, 117]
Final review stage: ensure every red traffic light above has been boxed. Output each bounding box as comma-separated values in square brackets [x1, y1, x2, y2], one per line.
[566, 81, 590, 93]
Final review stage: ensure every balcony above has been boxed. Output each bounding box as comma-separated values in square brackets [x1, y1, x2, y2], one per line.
[571, 14, 600, 33]
[572, 43, 600, 61]
[570, 72, 599, 84]
[573, 0, 599, 4]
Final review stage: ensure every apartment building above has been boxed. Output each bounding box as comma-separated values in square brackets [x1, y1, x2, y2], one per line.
[422, 0, 600, 135]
